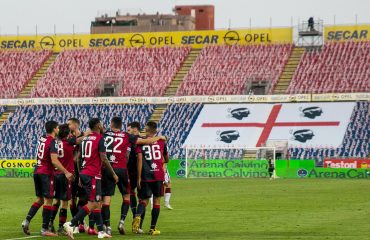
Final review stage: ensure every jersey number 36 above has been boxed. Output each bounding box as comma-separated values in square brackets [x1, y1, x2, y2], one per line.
[142, 145, 161, 161]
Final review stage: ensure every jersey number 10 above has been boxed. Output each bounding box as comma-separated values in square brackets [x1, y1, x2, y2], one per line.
[82, 141, 93, 158]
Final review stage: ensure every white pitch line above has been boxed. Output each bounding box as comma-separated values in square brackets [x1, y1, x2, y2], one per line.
[3, 236, 40, 240]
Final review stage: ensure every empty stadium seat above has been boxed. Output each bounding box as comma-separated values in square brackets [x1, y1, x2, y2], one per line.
[0, 50, 51, 98]
[177, 44, 293, 96]
[287, 41, 370, 94]
[0, 104, 154, 159]
[158, 103, 203, 159]
[0, 106, 5, 115]
[31, 47, 191, 98]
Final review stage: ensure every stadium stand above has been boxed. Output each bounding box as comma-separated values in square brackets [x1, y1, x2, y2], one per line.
[0, 50, 51, 98]
[30, 47, 191, 98]
[176, 44, 293, 96]
[186, 149, 244, 161]
[158, 103, 203, 159]
[289, 101, 369, 161]
[0, 102, 367, 160]
[0, 104, 154, 159]
[0, 106, 5, 115]
[287, 41, 370, 94]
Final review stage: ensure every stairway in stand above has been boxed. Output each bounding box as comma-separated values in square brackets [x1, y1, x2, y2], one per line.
[273, 47, 305, 94]
[163, 48, 201, 97]
[0, 52, 59, 128]
[143, 48, 202, 132]
[18, 52, 59, 98]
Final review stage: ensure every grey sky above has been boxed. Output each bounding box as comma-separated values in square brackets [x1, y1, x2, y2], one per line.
[0, 0, 369, 35]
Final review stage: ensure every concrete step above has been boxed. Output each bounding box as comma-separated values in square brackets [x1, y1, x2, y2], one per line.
[163, 48, 201, 97]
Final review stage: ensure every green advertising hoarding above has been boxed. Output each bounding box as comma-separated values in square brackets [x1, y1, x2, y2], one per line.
[168, 159, 370, 179]
[271, 160, 370, 179]
[1, 160, 369, 179]
[0, 168, 34, 178]
[167, 159, 269, 178]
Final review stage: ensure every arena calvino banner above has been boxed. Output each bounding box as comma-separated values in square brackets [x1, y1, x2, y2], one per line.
[325, 24, 370, 41]
[0, 93, 369, 106]
[184, 102, 355, 148]
[186, 159, 269, 178]
[172, 159, 370, 179]
[0, 27, 292, 51]
[275, 159, 370, 179]
[0, 168, 34, 178]
[1, 160, 370, 179]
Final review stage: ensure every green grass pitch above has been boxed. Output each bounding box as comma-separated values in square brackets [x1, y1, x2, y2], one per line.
[1, 178, 370, 239]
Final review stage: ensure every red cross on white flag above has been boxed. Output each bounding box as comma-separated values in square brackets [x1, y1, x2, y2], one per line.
[184, 102, 355, 148]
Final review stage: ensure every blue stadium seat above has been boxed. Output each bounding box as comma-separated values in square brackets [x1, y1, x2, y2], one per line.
[0, 104, 154, 159]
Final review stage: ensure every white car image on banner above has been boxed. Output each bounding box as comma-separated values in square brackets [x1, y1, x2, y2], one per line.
[183, 102, 355, 148]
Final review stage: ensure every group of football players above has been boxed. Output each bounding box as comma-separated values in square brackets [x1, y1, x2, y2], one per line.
[21, 117, 172, 239]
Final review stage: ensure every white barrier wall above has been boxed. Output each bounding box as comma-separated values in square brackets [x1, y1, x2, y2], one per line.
[0, 93, 369, 106]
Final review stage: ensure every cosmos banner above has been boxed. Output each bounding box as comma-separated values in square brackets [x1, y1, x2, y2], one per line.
[184, 102, 355, 148]
[0, 160, 36, 168]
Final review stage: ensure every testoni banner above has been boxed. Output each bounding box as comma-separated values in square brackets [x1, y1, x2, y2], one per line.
[325, 24, 370, 41]
[0, 28, 292, 51]
[0, 168, 34, 178]
[184, 102, 355, 148]
[0, 160, 36, 168]
[0, 94, 368, 107]
[324, 159, 370, 169]
[187, 159, 269, 178]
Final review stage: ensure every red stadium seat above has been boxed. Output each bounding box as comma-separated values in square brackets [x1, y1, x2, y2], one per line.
[31, 47, 191, 97]
[177, 44, 293, 96]
[287, 41, 370, 94]
[0, 50, 51, 98]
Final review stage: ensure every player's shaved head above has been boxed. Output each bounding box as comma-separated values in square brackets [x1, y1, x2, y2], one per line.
[145, 121, 157, 134]
[45, 120, 58, 134]
[111, 117, 123, 129]
[89, 118, 101, 131]
[58, 124, 70, 139]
